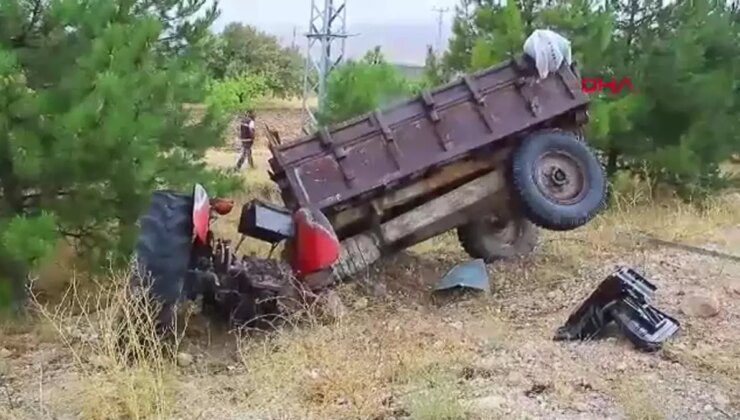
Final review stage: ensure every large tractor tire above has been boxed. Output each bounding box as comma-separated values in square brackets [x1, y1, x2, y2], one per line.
[457, 216, 539, 262]
[133, 191, 193, 330]
[512, 131, 607, 231]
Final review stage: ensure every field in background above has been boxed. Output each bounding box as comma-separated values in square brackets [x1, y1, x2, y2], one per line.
[2, 107, 739, 419]
[255, 95, 316, 110]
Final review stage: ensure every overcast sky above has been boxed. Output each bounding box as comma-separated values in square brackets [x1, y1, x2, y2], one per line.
[213, 0, 461, 64]
[215, 0, 459, 27]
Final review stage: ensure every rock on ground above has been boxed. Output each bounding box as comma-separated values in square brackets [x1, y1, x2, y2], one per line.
[177, 352, 194, 367]
[680, 294, 721, 318]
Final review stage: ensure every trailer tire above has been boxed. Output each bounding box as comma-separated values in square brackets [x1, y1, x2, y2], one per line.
[512, 131, 606, 231]
[457, 216, 539, 262]
[133, 191, 193, 330]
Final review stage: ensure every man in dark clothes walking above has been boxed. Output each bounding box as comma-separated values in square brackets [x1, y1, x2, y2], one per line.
[235, 110, 256, 170]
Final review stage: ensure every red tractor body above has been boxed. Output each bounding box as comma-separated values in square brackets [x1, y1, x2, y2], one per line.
[134, 184, 341, 330]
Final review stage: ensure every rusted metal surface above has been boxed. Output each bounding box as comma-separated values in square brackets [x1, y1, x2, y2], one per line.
[381, 170, 505, 244]
[330, 169, 506, 281]
[534, 151, 588, 205]
[327, 155, 504, 238]
[269, 56, 589, 212]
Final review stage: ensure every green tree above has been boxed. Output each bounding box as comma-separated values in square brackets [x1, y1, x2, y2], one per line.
[469, 0, 526, 70]
[318, 48, 415, 125]
[631, 0, 740, 197]
[444, 0, 539, 72]
[423, 45, 446, 86]
[443, 0, 479, 74]
[537, 0, 634, 176]
[441, 0, 740, 198]
[205, 73, 270, 115]
[0, 0, 237, 313]
[207, 23, 304, 98]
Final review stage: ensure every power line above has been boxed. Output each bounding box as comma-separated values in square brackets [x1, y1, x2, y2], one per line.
[431, 6, 450, 54]
[302, 0, 349, 134]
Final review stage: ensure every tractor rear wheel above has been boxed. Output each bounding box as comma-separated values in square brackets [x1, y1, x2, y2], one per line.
[457, 215, 539, 263]
[133, 191, 193, 332]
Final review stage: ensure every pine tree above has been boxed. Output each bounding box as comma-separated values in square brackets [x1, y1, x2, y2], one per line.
[469, 0, 526, 70]
[537, 0, 639, 176]
[633, 0, 740, 196]
[423, 45, 446, 86]
[444, 0, 545, 73]
[319, 48, 414, 125]
[443, 0, 479, 74]
[441, 0, 739, 197]
[0, 0, 237, 313]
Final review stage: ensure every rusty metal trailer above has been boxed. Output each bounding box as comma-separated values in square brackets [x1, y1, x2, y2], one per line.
[254, 55, 604, 280]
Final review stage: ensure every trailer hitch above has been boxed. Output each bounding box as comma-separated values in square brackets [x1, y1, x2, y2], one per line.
[554, 267, 680, 352]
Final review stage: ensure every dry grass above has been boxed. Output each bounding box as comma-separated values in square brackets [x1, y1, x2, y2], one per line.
[33, 242, 81, 303]
[667, 344, 740, 380]
[720, 160, 740, 179]
[406, 381, 471, 420]
[613, 376, 666, 420]
[405, 192, 740, 294]
[28, 271, 187, 420]
[255, 95, 316, 110]
[235, 306, 476, 419]
[4, 197, 737, 418]
[205, 146, 281, 204]
[662, 339, 740, 399]
[437, 188, 737, 253]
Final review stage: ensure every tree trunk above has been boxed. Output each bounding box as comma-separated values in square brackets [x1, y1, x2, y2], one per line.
[607, 147, 620, 176]
[0, 157, 24, 217]
[0, 139, 30, 313]
[0, 252, 29, 314]
[518, 0, 537, 35]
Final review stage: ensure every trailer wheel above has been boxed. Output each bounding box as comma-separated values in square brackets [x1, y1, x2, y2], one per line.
[457, 216, 539, 262]
[133, 191, 193, 331]
[512, 131, 606, 231]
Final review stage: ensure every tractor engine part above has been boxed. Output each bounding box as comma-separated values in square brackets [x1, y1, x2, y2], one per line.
[238, 200, 294, 243]
[183, 237, 296, 330]
[212, 198, 235, 215]
[239, 200, 341, 279]
[554, 267, 680, 352]
[192, 184, 210, 245]
[290, 207, 340, 277]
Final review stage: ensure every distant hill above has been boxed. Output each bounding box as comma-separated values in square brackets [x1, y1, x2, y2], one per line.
[394, 64, 425, 81]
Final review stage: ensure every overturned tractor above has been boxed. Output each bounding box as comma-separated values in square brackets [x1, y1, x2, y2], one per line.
[134, 51, 607, 329]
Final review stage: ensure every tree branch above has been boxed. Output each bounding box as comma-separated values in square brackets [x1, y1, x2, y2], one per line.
[12, 0, 44, 48]
[58, 230, 84, 239]
[26, 0, 43, 33]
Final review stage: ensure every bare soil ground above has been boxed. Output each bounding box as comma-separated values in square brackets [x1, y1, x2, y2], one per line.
[1, 109, 739, 420]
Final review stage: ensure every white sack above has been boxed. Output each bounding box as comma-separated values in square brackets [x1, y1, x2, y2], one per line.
[523, 29, 572, 79]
